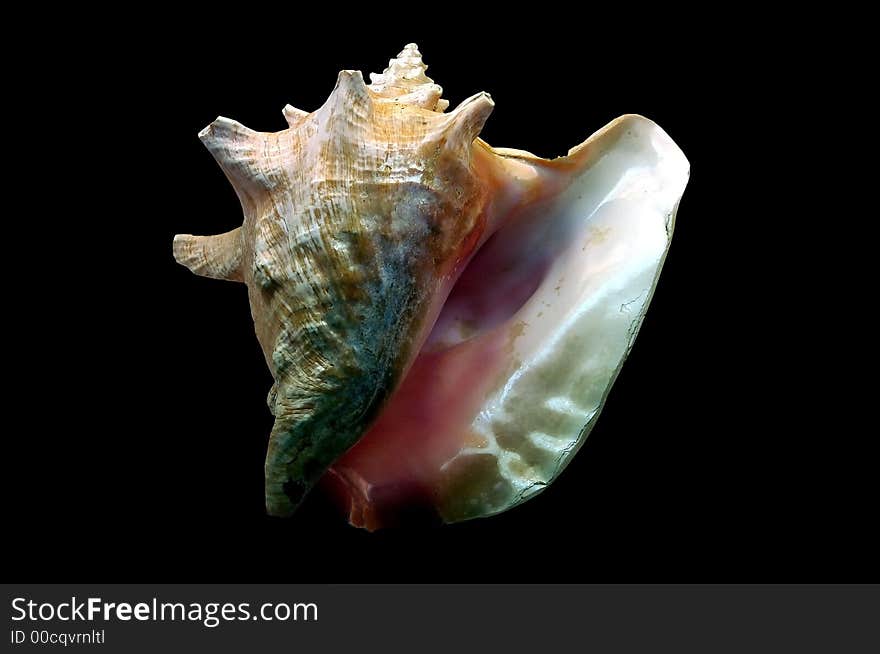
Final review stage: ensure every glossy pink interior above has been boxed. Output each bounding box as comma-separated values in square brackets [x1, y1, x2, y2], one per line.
[324, 191, 575, 529]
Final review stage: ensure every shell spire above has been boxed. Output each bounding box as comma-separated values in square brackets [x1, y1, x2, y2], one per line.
[368, 43, 449, 112]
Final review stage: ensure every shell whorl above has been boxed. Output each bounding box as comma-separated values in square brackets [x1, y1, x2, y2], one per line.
[368, 43, 449, 112]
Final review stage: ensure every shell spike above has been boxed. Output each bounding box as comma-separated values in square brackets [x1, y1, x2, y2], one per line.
[198, 117, 271, 204]
[282, 104, 309, 127]
[326, 70, 372, 114]
[315, 70, 373, 148]
[172, 228, 244, 282]
[432, 91, 494, 150]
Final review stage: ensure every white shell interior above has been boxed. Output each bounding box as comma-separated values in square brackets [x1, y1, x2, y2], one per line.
[440, 118, 689, 518]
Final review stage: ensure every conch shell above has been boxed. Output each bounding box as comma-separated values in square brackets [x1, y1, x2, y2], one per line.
[173, 43, 689, 528]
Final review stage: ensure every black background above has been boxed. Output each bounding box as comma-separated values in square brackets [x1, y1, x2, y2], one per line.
[9, 15, 868, 581]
